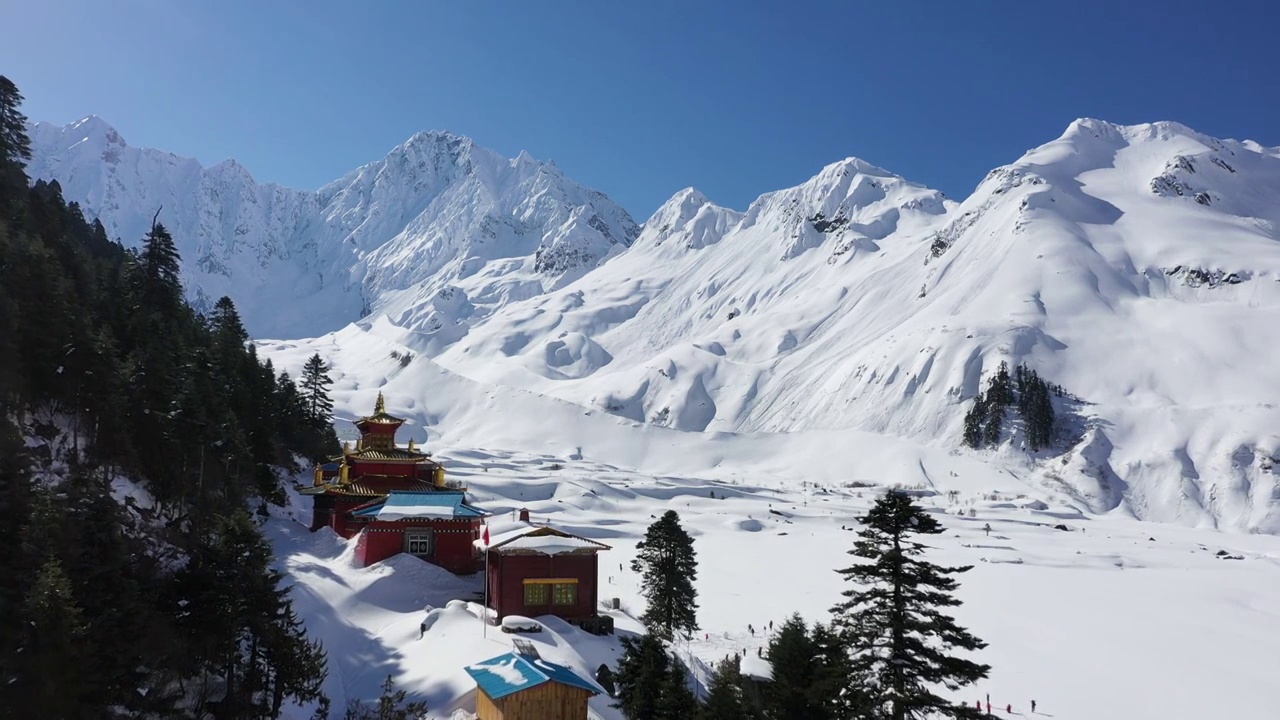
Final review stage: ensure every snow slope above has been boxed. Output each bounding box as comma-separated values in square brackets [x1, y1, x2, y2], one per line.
[271, 446, 1280, 720]
[26, 118, 639, 338]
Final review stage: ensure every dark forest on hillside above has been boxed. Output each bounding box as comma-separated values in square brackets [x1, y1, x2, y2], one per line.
[0, 75, 343, 719]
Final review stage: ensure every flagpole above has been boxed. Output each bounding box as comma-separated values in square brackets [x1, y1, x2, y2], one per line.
[482, 525, 489, 638]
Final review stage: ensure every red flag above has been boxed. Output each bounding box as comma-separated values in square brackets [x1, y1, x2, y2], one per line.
[482, 526, 490, 546]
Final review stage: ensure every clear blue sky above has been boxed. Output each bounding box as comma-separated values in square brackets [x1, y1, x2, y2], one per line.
[3, 1, 1277, 217]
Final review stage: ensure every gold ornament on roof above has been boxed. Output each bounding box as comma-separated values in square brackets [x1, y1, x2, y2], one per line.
[375, 391, 386, 414]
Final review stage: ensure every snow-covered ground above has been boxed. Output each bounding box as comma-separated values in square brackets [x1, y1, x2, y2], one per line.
[272, 446, 1280, 720]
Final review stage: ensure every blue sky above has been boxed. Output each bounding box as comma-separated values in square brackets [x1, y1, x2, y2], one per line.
[3, 1, 1277, 217]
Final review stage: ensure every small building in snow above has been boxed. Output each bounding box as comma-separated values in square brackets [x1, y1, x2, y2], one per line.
[349, 491, 486, 572]
[465, 650, 599, 720]
[480, 511, 611, 631]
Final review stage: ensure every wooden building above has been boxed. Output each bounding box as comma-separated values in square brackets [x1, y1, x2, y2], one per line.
[465, 649, 599, 720]
[300, 393, 482, 571]
[480, 511, 610, 626]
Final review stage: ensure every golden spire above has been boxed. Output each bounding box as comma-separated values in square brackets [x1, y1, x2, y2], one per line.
[374, 391, 386, 414]
[408, 438, 417, 452]
[343, 440, 352, 454]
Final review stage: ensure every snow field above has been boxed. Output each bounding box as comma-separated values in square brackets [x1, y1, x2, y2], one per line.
[272, 447, 1280, 719]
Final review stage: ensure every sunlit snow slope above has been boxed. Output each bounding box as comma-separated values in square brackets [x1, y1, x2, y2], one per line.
[264, 120, 1280, 532]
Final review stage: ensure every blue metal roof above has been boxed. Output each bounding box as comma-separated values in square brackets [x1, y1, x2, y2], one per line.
[319, 462, 340, 471]
[350, 491, 487, 519]
[464, 653, 599, 700]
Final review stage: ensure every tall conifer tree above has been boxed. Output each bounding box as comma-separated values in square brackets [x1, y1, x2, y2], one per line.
[631, 510, 699, 640]
[614, 633, 698, 720]
[300, 353, 335, 427]
[832, 491, 989, 720]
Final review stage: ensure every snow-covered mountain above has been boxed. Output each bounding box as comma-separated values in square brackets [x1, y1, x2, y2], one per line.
[265, 119, 1280, 533]
[26, 117, 639, 338]
[29, 115, 1280, 532]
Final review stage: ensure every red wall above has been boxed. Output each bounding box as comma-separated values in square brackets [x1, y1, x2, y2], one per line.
[354, 518, 482, 573]
[329, 498, 368, 538]
[488, 552, 599, 621]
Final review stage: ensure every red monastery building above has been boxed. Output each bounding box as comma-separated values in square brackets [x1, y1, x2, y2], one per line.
[480, 511, 612, 633]
[301, 393, 483, 572]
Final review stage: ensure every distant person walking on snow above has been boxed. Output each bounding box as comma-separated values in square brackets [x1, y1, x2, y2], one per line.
[1006, 704, 1012, 714]
[984, 523, 992, 536]
[1031, 699, 1037, 713]
[748, 624, 754, 636]
[419, 620, 427, 639]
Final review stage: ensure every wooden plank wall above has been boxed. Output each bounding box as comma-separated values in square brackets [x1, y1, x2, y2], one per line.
[476, 690, 503, 720]
[495, 683, 591, 720]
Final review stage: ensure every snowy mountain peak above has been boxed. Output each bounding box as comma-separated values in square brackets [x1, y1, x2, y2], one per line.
[67, 114, 124, 142]
[1064, 117, 1219, 146]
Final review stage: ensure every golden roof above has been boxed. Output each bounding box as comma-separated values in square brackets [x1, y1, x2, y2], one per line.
[299, 479, 438, 497]
[356, 391, 407, 426]
[347, 447, 434, 462]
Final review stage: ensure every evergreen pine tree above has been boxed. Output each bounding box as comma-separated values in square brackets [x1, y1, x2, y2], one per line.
[300, 353, 336, 427]
[992, 361, 1012, 405]
[0, 75, 32, 219]
[656, 657, 699, 719]
[961, 397, 986, 450]
[631, 510, 699, 640]
[0, 76, 30, 168]
[981, 390, 1004, 447]
[811, 622, 868, 720]
[763, 614, 825, 720]
[19, 556, 88, 718]
[831, 490, 989, 720]
[614, 633, 697, 720]
[135, 221, 184, 315]
[700, 656, 747, 719]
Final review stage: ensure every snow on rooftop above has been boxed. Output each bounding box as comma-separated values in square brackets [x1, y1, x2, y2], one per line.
[500, 535, 603, 555]
[472, 657, 531, 688]
[353, 491, 484, 520]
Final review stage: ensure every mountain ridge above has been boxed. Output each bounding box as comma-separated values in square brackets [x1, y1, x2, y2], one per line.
[25, 117, 640, 338]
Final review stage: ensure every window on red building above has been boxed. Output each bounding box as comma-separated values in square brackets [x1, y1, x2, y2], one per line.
[551, 582, 577, 606]
[405, 530, 433, 556]
[524, 582, 550, 605]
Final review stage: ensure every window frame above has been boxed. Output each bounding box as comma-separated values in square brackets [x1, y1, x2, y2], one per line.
[404, 529, 433, 556]
[551, 582, 577, 607]
[523, 582, 550, 606]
